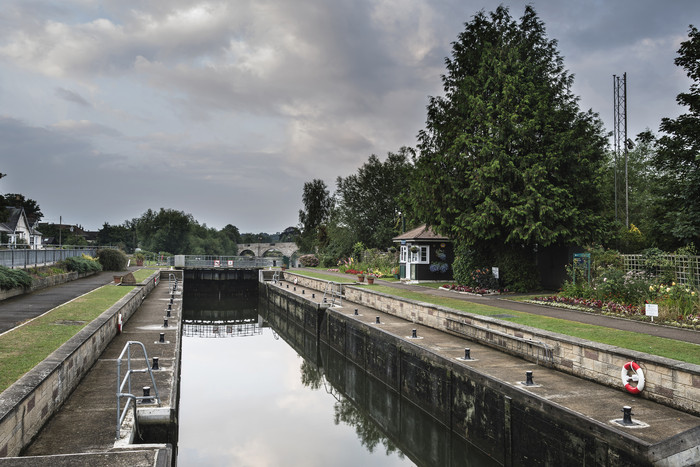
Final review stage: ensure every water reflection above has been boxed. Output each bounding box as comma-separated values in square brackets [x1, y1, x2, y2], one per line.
[178, 294, 496, 466]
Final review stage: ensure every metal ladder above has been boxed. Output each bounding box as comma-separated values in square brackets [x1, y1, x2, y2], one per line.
[168, 273, 178, 293]
[116, 341, 160, 440]
[322, 281, 343, 307]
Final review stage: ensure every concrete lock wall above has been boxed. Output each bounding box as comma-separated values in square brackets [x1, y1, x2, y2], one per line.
[261, 282, 659, 466]
[281, 271, 700, 416]
[0, 272, 160, 458]
[340, 284, 700, 416]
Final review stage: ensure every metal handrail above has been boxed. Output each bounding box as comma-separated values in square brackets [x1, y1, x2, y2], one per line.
[322, 281, 342, 307]
[116, 341, 160, 439]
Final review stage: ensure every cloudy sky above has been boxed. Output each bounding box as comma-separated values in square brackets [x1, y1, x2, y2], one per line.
[0, 1, 697, 234]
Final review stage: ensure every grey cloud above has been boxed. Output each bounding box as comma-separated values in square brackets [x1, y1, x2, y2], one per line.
[55, 87, 92, 107]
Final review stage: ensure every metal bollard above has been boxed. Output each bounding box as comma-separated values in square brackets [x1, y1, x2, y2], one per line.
[464, 348, 471, 360]
[354, 308, 359, 315]
[152, 357, 159, 370]
[376, 316, 380, 324]
[163, 318, 168, 328]
[159, 333, 165, 343]
[312, 293, 315, 298]
[302, 290, 305, 294]
[166, 308, 171, 317]
[412, 329, 417, 338]
[622, 406, 634, 425]
[525, 371, 534, 386]
[142, 386, 152, 403]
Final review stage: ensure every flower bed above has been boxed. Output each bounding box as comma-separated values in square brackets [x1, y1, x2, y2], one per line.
[440, 284, 495, 295]
[527, 295, 700, 329]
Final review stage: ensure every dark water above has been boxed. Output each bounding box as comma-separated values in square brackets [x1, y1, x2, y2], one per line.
[177, 295, 497, 467]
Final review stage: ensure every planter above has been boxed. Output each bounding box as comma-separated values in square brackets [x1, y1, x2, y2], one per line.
[357, 275, 365, 283]
[113, 276, 122, 284]
[367, 277, 375, 284]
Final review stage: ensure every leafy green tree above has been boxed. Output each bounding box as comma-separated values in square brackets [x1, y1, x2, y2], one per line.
[135, 208, 194, 254]
[1, 193, 43, 221]
[335, 148, 412, 249]
[602, 130, 680, 251]
[297, 179, 333, 252]
[279, 226, 300, 242]
[96, 222, 137, 252]
[654, 25, 700, 246]
[221, 224, 242, 244]
[240, 232, 272, 243]
[411, 6, 607, 289]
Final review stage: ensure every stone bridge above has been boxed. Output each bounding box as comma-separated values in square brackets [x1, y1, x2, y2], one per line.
[237, 242, 299, 258]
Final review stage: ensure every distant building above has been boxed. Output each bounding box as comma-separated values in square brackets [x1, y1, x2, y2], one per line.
[0, 207, 43, 249]
[37, 223, 99, 246]
[393, 224, 454, 281]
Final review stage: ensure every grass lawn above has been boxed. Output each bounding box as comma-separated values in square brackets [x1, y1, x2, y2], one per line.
[365, 285, 700, 365]
[0, 284, 134, 392]
[290, 269, 356, 283]
[133, 268, 157, 282]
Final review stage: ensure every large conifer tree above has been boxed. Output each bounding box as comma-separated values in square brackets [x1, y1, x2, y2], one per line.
[412, 6, 607, 287]
[655, 25, 700, 246]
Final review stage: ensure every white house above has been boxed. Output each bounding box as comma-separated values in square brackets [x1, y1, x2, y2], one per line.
[0, 207, 43, 249]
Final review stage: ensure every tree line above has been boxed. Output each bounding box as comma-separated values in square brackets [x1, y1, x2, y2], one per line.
[0, 178, 297, 255]
[296, 6, 700, 289]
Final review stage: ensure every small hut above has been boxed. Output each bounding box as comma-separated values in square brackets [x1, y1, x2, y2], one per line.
[393, 225, 454, 281]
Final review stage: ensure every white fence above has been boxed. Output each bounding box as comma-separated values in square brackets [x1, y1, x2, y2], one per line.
[0, 247, 98, 269]
[623, 254, 700, 286]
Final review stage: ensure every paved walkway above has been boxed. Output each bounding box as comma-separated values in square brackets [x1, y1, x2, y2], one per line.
[0, 269, 138, 334]
[295, 267, 700, 346]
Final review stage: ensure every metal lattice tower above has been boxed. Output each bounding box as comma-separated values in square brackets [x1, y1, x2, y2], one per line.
[613, 73, 628, 227]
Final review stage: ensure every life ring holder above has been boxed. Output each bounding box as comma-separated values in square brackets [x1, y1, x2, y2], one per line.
[117, 312, 123, 333]
[621, 361, 645, 394]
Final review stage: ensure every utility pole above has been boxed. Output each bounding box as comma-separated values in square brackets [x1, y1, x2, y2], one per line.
[613, 73, 628, 227]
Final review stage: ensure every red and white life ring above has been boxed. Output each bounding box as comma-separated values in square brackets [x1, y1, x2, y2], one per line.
[621, 361, 645, 394]
[117, 312, 123, 333]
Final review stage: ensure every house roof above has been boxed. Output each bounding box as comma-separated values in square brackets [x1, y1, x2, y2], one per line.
[0, 207, 42, 235]
[393, 224, 451, 242]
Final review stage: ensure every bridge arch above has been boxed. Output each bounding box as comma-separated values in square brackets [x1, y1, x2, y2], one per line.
[236, 242, 299, 259]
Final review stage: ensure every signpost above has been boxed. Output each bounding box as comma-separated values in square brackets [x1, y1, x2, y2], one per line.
[645, 303, 659, 323]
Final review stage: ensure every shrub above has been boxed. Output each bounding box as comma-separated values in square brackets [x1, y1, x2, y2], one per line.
[493, 247, 540, 292]
[299, 254, 320, 267]
[471, 267, 498, 290]
[62, 256, 102, 274]
[97, 248, 128, 271]
[452, 243, 479, 286]
[0, 266, 32, 290]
